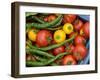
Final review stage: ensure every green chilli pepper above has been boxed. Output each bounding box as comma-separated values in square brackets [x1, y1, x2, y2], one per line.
[26, 52, 70, 66]
[26, 14, 63, 29]
[26, 48, 54, 58]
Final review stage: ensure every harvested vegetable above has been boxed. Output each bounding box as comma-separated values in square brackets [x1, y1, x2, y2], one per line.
[25, 12, 90, 67]
[26, 14, 63, 29]
[81, 22, 90, 38]
[63, 23, 74, 34]
[28, 29, 38, 41]
[63, 14, 76, 23]
[53, 46, 65, 56]
[26, 52, 70, 66]
[26, 48, 54, 58]
[74, 35, 86, 45]
[62, 55, 77, 65]
[27, 34, 76, 51]
[36, 30, 52, 47]
[73, 19, 83, 31]
[73, 44, 87, 61]
[54, 30, 66, 43]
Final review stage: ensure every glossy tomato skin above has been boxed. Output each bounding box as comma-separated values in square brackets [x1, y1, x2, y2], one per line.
[69, 32, 78, 38]
[73, 19, 83, 31]
[44, 15, 56, 22]
[74, 35, 86, 45]
[36, 30, 52, 47]
[83, 22, 90, 38]
[53, 46, 65, 56]
[62, 55, 77, 65]
[66, 44, 75, 53]
[47, 15, 56, 22]
[73, 44, 87, 61]
[63, 14, 77, 23]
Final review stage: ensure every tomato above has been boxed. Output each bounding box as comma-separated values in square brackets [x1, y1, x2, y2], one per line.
[63, 23, 74, 34]
[74, 35, 86, 45]
[69, 32, 78, 38]
[47, 15, 56, 22]
[73, 44, 87, 61]
[54, 30, 66, 43]
[53, 46, 65, 56]
[83, 22, 90, 38]
[80, 22, 90, 39]
[66, 44, 75, 53]
[44, 15, 56, 22]
[63, 14, 77, 23]
[62, 55, 77, 65]
[73, 19, 83, 31]
[36, 30, 52, 47]
[28, 29, 38, 41]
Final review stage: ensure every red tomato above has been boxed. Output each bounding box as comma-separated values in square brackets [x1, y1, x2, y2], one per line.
[66, 44, 75, 53]
[83, 22, 90, 38]
[47, 15, 56, 22]
[44, 15, 56, 22]
[74, 35, 86, 45]
[36, 30, 52, 47]
[69, 32, 78, 38]
[53, 46, 65, 56]
[73, 19, 83, 31]
[63, 14, 77, 23]
[73, 44, 87, 61]
[80, 22, 90, 39]
[62, 55, 77, 65]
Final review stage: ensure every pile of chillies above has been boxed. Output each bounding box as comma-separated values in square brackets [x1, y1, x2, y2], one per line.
[26, 13, 90, 67]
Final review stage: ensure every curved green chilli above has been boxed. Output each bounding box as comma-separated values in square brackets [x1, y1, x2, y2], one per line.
[51, 17, 62, 27]
[26, 14, 63, 29]
[27, 34, 76, 51]
[26, 52, 70, 66]
[47, 26, 62, 31]
[26, 48, 54, 58]
[26, 15, 62, 30]
[47, 18, 63, 30]
[26, 12, 38, 17]
[33, 55, 58, 66]
[29, 16, 46, 24]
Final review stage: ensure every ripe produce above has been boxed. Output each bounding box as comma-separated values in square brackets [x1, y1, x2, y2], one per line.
[62, 55, 77, 65]
[80, 22, 90, 39]
[44, 14, 56, 22]
[73, 44, 87, 61]
[36, 30, 52, 47]
[66, 44, 75, 53]
[74, 35, 86, 45]
[63, 23, 74, 34]
[73, 19, 83, 31]
[28, 29, 38, 41]
[63, 14, 76, 23]
[53, 46, 65, 56]
[54, 30, 66, 43]
[26, 13, 89, 67]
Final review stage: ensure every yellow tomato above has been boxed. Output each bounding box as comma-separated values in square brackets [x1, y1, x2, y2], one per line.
[28, 29, 38, 41]
[63, 23, 73, 34]
[54, 30, 66, 43]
